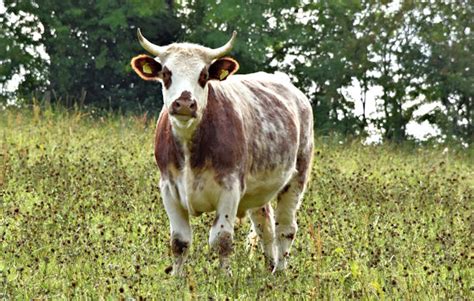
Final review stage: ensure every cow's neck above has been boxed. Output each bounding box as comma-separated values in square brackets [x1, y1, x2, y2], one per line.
[170, 117, 200, 142]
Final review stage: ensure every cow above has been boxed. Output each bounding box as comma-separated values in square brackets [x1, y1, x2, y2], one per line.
[130, 29, 313, 276]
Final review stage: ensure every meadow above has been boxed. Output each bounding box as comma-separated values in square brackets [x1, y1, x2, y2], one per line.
[1, 106, 472, 299]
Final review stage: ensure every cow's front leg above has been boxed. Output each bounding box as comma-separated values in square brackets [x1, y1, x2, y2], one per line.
[209, 184, 240, 273]
[161, 182, 192, 277]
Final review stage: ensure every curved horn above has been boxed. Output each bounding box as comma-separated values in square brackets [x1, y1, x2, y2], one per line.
[137, 28, 167, 57]
[206, 31, 237, 60]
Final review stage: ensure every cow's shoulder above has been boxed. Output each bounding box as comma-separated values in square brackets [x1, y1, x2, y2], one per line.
[189, 84, 246, 182]
[155, 109, 184, 178]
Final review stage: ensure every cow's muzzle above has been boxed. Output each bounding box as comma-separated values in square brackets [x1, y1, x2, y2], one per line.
[171, 91, 197, 118]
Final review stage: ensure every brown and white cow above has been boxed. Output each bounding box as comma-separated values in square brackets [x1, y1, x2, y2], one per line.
[131, 29, 313, 275]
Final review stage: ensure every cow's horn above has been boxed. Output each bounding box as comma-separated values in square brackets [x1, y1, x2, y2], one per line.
[137, 28, 166, 57]
[206, 31, 237, 60]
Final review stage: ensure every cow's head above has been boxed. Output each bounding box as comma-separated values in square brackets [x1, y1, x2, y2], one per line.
[131, 29, 239, 132]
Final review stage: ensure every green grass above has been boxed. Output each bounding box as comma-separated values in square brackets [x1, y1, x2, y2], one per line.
[1, 106, 473, 299]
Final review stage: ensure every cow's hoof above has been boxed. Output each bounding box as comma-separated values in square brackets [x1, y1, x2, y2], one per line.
[264, 256, 276, 272]
[171, 269, 186, 277]
[273, 258, 288, 273]
[218, 256, 233, 276]
[171, 263, 186, 277]
[222, 267, 233, 277]
[219, 265, 233, 277]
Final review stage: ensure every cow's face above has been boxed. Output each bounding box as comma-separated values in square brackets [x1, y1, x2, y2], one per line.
[131, 30, 239, 131]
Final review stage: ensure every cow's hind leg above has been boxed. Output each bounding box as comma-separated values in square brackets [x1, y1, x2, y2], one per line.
[248, 203, 277, 271]
[274, 180, 304, 271]
[275, 149, 312, 271]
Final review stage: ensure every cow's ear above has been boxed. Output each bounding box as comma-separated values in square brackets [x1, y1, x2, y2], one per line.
[131, 54, 162, 81]
[208, 57, 239, 81]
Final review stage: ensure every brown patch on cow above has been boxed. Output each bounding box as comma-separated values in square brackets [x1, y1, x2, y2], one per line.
[295, 102, 314, 188]
[179, 90, 192, 100]
[198, 67, 208, 88]
[284, 233, 295, 240]
[296, 150, 313, 188]
[215, 232, 233, 257]
[171, 237, 189, 256]
[154, 110, 184, 178]
[189, 84, 246, 186]
[162, 66, 172, 89]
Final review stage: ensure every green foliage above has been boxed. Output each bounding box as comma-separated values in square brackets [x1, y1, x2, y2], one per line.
[1, 0, 182, 110]
[0, 1, 47, 101]
[1, 108, 472, 298]
[412, 1, 473, 143]
[0, 1, 472, 143]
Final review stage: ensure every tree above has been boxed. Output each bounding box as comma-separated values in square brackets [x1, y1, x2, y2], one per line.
[0, 1, 47, 103]
[1, 0, 472, 144]
[1, 0, 183, 111]
[413, 1, 473, 143]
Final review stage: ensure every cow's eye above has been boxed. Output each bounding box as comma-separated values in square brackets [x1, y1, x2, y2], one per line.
[198, 67, 208, 88]
[162, 67, 172, 89]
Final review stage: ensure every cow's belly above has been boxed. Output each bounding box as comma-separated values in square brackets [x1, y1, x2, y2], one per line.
[238, 166, 295, 215]
[170, 165, 295, 217]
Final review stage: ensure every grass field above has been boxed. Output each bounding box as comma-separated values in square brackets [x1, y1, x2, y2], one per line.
[1, 106, 472, 299]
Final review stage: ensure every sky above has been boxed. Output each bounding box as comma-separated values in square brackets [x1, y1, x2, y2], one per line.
[0, 0, 439, 142]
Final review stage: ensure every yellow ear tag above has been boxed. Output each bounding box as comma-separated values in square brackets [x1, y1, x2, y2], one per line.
[142, 63, 152, 74]
[219, 70, 229, 80]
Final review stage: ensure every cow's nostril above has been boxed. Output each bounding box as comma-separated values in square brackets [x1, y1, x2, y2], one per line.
[190, 103, 196, 109]
[175, 102, 181, 108]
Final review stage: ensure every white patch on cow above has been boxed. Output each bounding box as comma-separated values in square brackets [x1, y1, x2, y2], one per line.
[159, 178, 192, 276]
[170, 117, 199, 142]
[239, 166, 296, 211]
[209, 182, 240, 245]
[160, 180, 191, 239]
